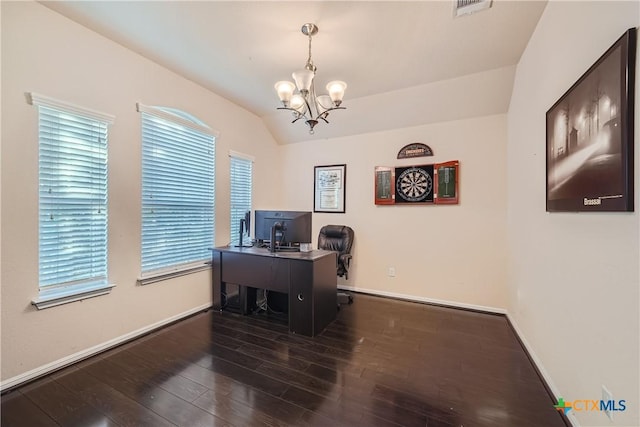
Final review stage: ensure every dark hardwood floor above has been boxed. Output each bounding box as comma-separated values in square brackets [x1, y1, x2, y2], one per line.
[2, 293, 568, 426]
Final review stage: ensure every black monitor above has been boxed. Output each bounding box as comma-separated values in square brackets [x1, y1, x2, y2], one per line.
[254, 210, 312, 251]
[236, 210, 251, 247]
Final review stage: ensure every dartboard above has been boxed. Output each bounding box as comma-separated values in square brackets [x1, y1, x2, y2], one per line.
[395, 165, 434, 203]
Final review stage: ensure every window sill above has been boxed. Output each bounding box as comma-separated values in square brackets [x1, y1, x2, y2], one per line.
[32, 283, 116, 310]
[137, 263, 211, 286]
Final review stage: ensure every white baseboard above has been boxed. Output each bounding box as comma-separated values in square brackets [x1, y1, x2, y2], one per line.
[506, 314, 580, 427]
[338, 284, 507, 314]
[0, 303, 211, 392]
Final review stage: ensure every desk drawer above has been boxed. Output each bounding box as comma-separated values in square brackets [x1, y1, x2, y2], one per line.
[221, 253, 289, 293]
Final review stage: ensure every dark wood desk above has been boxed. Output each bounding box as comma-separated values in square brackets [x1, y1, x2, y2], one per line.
[211, 246, 337, 336]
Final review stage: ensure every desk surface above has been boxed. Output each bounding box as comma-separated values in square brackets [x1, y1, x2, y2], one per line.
[213, 245, 334, 261]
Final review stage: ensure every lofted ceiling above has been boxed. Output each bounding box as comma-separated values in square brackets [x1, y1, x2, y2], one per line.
[43, 1, 547, 144]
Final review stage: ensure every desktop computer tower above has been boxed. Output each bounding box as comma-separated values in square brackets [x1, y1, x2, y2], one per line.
[221, 283, 241, 313]
[221, 283, 257, 314]
[267, 290, 288, 314]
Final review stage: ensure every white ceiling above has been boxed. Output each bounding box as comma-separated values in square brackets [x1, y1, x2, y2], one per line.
[43, 1, 547, 144]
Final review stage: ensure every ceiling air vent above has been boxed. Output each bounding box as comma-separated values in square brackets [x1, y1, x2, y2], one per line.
[454, 0, 492, 17]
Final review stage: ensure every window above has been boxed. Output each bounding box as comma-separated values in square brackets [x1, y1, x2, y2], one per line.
[29, 93, 115, 309]
[138, 104, 216, 283]
[230, 151, 253, 246]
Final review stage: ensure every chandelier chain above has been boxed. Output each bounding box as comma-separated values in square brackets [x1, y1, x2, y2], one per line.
[306, 33, 314, 71]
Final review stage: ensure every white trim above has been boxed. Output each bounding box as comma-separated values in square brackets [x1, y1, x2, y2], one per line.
[506, 314, 580, 427]
[339, 284, 506, 314]
[138, 263, 211, 286]
[27, 92, 115, 124]
[136, 102, 218, 137]
[229, 150, 255, 162]
[32, 283, 116, 310]
[0, 303, 212, 393]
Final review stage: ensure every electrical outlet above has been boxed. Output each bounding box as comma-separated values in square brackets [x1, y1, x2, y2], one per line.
[388, 267, 396, 277]
[602, 385, 613, 421]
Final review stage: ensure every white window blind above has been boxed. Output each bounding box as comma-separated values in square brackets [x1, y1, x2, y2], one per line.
[230, 152, 253, 246]
[30, 93, 115, 309]
[140, 107, 215, 276]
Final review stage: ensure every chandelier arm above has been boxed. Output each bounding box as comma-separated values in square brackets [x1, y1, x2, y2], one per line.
[276, 106, 307, 123]
[303, 97, 315, 120]
[318, 106, 346, 124]
[276, 106, 305, 116]
[321, 106, 346, 115]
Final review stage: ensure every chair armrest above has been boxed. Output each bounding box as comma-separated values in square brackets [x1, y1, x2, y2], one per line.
[339, 253, 352, 270]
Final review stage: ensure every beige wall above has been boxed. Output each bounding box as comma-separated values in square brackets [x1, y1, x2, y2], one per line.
[278, 114, 508, 310]
[507, 2, 639, 426]
[0, 1, 282, 384]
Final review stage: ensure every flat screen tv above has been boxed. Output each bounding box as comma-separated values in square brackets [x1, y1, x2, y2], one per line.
[254, 210, 312, 250]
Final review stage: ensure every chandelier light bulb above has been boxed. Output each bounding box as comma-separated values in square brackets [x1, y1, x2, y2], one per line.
[292, 69, 314, 93]
[290, 94, 306, 113]
[274, 81, 295, 106]
[326, 81, 347, 106]
[316, 95, 333, 112]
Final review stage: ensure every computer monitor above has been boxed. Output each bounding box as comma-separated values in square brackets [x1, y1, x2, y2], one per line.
[236, 210, 251, 247]
[242, 210, 251, 237]
[254, 210, 312, 250]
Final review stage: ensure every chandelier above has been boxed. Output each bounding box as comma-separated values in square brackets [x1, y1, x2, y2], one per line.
[274, 23, 347, 134]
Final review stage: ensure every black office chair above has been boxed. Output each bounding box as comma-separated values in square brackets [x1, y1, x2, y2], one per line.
[317, 225, 354, 305]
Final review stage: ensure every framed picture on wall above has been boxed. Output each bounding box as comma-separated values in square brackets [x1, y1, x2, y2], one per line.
[546, 27, 636, 212]
[314, 164, 346, 213]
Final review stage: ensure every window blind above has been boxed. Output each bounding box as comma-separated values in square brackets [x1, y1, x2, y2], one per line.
[230, 153, 253, 245]
[38, 106, 109, 290]
[141, 111, 215, 274]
